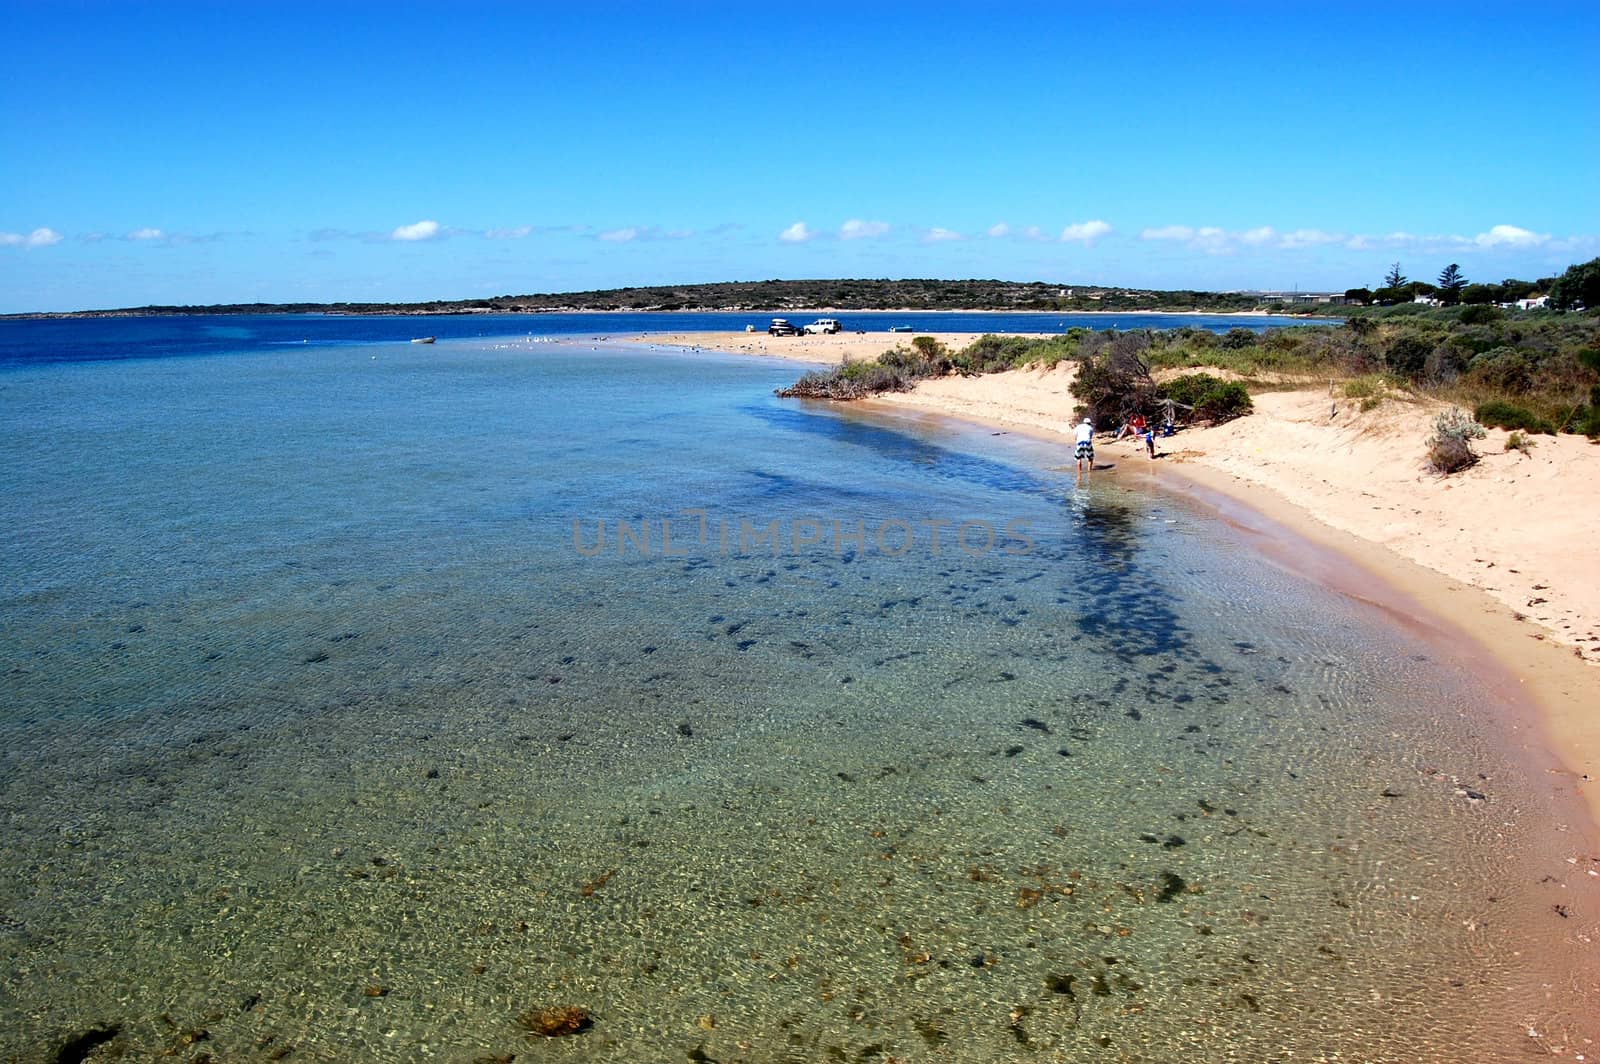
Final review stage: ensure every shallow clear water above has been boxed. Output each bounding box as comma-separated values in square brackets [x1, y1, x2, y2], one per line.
[1, 328, 1596, 1062]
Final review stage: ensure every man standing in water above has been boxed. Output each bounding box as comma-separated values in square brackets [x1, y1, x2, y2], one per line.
[1074, 417, 1094, 473]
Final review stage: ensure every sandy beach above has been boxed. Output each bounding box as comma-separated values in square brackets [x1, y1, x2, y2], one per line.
[628, 332, 1600, 822]
[622, 330, 1039, 365]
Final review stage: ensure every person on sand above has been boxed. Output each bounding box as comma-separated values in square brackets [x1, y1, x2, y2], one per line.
[1143, 422, 1156, 459]
[1116, 412, 1147, 443]
[1074, 417, 1094, 472]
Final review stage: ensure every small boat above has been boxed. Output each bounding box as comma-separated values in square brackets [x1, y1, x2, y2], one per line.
[411, 336, 436, 344]
[887, 325, 913, 333]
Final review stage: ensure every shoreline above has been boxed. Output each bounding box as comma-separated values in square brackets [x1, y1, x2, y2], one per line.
[619, 332, 1600, 827]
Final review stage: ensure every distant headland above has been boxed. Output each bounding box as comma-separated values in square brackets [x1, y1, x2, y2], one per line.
[4, 278, 1343, 319]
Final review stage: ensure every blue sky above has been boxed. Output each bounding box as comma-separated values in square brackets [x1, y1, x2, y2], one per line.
[2, 1, 1596, 312]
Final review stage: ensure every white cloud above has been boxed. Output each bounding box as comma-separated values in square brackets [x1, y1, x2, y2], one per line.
[2, 227, 63, 248]
[596, 225, 693, 242]
[839, 219, 890, 240]
[127, 227, 165, 241]
[1021, 226, 1048, 241]
[391, 219, 441, 242]
[1060, 220, 1112, 244]
[779, 222, 814, 243]
[1143, 223, 1346, 253]
[1474, 224, 1548, 248]
[485, 226, 532, 240]
[924, 227, 962, 242]
[986, 222, 1010, 238]
[1278, 228, 1341, 249]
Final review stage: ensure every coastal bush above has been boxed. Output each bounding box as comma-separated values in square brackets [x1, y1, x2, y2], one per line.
[1159, 374, 1253, 424]
[1384, 333, 1435, 379]
[1505, 431, 1535, 453]
[910, 335, 953, 374]
[1341, 374, 1405, 409]
[1071, 346, 1159, 426]
[775, 361, 913, 400]
[1474, 400, 1555, 435]
[1194, 381, 1253, 423]
[949, 334, 1080, 374]
[1425, 407, 1486, 474]
[1466, 347, 1534, 394]
[1459, 304, 1502, 325]
[1341, 376, 1378, 400]
[1220, 327, 1258, 350]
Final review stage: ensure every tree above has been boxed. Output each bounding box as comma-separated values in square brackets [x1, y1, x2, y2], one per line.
[1070, 341, 1159, 426]
[1384, 263, 1407, 288]
[1437, 264, 1468, 303]
[1344, 287, 1373, 304]
[1550, 257, 1600, 311]
[1461, 284, 1500, 305]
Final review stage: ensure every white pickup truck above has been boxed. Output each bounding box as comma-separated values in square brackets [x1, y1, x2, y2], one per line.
[802, 318, 842, 335]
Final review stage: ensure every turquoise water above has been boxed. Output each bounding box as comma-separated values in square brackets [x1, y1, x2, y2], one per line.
[1, 328, 1596, 1061]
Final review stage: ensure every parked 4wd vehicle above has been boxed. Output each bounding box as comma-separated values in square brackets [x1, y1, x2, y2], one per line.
[803, 318, 842, 334]
[768, 318, 799, 336]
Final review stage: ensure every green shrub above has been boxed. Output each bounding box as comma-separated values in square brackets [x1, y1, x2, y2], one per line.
[1159, 374, 1253, 424]
[1565, 404, 1600, 437]
[1340, 374, 1400, 401]
[1474, 400, 1555, 434]
[1505, 431, 1535, 453]
[1159, 373, 1221, 409]
[1385, 334, 1434, 378]
[1195, 381, 1253, 422]
[878, 345, 921, 371]
[954, 333, 1076, 373]
[1432, 407, 1487, 443]
[1220, 327, 1258, 350]
[1459, 304, 1502, 325]
[910, 335, 950, 368]
[1466, 347, 1534, 393]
